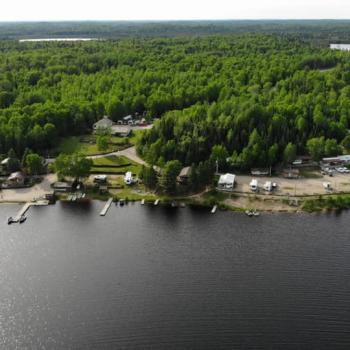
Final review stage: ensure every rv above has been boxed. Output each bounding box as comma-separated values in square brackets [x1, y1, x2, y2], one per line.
[250, 179, 258, 192]
[124, 171, 134, 185]
[263, 181, 272, 192]
[323, 182, 332, 191]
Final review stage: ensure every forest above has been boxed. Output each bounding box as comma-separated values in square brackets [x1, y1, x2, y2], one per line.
[1, 26, 350, 173]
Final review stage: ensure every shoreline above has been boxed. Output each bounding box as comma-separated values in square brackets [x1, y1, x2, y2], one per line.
[1, 195, 347, 215]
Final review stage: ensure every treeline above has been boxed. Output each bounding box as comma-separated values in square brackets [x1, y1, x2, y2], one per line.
[2, 20, 350, 41]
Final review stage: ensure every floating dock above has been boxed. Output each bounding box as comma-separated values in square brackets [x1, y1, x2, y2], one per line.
[13, 200, 49, 222]
[211, 205, 218, 214]
[100, 198, 113, 216]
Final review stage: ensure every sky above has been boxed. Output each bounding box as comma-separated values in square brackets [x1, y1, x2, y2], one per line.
[0, 0, 349, 21]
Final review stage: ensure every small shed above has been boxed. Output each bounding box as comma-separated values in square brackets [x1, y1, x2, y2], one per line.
[7, 172, 25, 186]
[218, 173, 236, 190]
[177, 166, 192, 184]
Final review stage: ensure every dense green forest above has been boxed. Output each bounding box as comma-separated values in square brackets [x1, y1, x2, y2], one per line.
[1, 24, 350, 172]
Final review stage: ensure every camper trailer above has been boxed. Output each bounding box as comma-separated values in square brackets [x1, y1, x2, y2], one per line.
[263, 181, 272, 192]
[124, 171, 134, 185]
[250, 179, 258, 192]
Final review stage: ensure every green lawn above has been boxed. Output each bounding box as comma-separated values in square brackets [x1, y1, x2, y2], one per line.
[91, 155, 142, 175]
[57, 136, 121, 156]
[56, 130, 145, 156]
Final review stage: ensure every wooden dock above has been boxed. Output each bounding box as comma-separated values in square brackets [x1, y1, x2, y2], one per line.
[100, 198, 113, 216]
[13, 200, 49, 222]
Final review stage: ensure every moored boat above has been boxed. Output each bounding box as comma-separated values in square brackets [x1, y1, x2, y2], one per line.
[7, 217, 14, 225]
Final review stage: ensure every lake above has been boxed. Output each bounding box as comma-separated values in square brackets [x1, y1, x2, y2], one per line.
[19, 38, 97, 42]
[1, 202, 350, 349]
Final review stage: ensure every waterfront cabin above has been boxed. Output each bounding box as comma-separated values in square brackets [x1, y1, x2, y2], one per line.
[218, 173, 236, 190]
[249, 179, 258, 191]
[177, 166, 192, 184]
[124, 171, 134, 185]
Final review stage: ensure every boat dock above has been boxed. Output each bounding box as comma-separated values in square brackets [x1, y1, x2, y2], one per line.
[100, 198, 113, 216]
[13, 200, 49, 222]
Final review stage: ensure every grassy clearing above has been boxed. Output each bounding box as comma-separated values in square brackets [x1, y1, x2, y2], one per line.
[56, 130, 144, 156]
[299, 169, 323, 179]
[91, 155, 142, 175]
[200, 189, 235, 206]
[57, 136, 120, 155]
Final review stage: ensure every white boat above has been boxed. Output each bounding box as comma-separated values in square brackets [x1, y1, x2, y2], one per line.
[141, 199, 145, 205]
[252, 210, 260, 217]
[245, 210, 253, 217]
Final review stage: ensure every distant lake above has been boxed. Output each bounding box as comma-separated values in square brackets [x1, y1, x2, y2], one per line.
[1, 202, 350, 349]
[19, 38, 97, 42]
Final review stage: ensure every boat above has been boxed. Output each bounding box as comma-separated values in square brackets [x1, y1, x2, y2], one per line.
[141, 199, 145, 205]
[7, 217, 14, 225]
[252, 210, 260, 217]
[171, 201, 178, 208]
[245, 210, 253, 217]
[19, 215, 27, 224]
[119, 199, 125, 206]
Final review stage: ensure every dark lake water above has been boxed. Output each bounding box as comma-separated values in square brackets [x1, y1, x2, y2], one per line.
[1, 202, 350, 349]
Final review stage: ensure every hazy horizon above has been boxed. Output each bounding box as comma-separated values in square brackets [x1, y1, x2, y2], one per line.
[1, 0, 349, 22]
